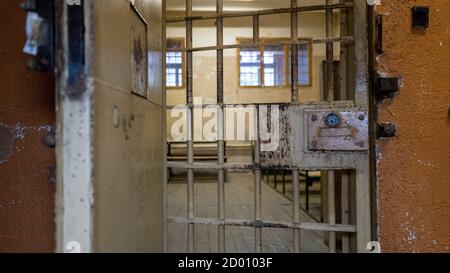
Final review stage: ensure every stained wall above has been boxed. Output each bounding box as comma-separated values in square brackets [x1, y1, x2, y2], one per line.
[376, 0, 450, 252]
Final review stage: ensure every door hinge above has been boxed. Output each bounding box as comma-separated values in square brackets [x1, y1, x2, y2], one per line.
[375, 74, 400, 102]
[376, 123, 396, 139]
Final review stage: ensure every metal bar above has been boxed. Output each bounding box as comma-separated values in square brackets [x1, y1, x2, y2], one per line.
[292, 169, 301, 252]
[166, 3, 354, 23]
[325, 0, 336, 253]
[340, 2, 350, 249]
[327, 171, 336, 253]
[274, 169, 278, 189]
[326, 0, 335, 102]
[167, 161, 253, 170]
[305, 173, 310, 212]
[252, 15, 263, 254]
[290, 0, 301, 254]
[216, 0, 226, 254]
[166, 37, 354, 52]
[168, 217, 357, 233]
[185, 0, 195, 253]
[341, 171, 350, 253]
[290, 0, 299, 102]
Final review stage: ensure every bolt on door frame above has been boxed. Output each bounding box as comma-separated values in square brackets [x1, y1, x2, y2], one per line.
[166, 0, 371, 253]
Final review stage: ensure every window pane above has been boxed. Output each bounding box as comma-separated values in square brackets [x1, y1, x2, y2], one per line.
[240, 48, 261, 86]
[264, 45, 286, 87]
[166, 40, 184, 88]
[298, 44, 310, 85]
[288, 44, 311, 86]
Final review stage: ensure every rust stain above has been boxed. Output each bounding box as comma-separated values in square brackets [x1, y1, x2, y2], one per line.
[376, 1, 450, 253]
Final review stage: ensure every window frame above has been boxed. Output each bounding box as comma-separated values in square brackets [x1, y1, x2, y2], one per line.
[166, 38, 186, 89]
[237, 37, 313, 89]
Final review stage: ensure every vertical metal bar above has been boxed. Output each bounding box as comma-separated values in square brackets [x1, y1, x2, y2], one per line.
[252, 15, 262, 253]
[339, 0, 349, 101]
[274, 169, 278, 189]
[185, 0, 195, 253]
[305, 172, 310, 212]
[341, 171, 350, 253]
[290, 0, 299, 103]
[216, 0, 226, 253]
[326, 0, 334, 102]
[339, 3, 350, 252]
[162, 0, 168, 253]
[325, 0, 336, 253]
[292, 170, 301, 253]
[328, 171, 336, 253]
[290, 0, 301, 253]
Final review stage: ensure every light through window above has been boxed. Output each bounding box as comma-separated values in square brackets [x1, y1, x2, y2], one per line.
[239, 48, 261, 87]
[239, 38, 311, 88]
[264, 45, 286, 87]
[166, 39, 184, 88]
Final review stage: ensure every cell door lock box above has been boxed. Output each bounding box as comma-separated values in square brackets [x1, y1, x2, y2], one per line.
[21, 0, 55, 72]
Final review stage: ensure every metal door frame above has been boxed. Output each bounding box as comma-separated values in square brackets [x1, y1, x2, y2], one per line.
[165, 0, 371, 253]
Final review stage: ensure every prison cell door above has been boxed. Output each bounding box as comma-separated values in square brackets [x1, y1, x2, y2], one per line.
[55, 0, 165, 252]
[166, 0, 372, 253]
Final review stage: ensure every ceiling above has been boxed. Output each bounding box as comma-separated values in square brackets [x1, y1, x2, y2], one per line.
[166, 0, 326, 12]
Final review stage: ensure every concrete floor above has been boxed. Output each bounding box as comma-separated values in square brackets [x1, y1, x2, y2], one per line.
[167, 172, 328, 253]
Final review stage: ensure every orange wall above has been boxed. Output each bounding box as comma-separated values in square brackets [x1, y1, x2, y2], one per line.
[376, 1, 450, 252]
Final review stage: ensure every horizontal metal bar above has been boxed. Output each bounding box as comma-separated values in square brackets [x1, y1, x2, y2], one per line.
[167, 2, 354, 23]
[167, 36, 353, 52]
[167, 161, 254, 170]
[168, 217, 357, 233]
[167, 100, 357, 107]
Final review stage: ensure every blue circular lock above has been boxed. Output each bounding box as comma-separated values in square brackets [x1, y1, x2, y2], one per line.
[326, 113, 341, 128]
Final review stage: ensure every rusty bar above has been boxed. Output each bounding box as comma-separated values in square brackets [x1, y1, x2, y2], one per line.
[166, 36, 354, 53]
[185, 0, 195, 253]
[292, 169, 301, 253]
[167, 217, 357, 233]
[290, 0, 299, 103]
[216, 0, 226, 253]
[252, 16, 262, 254]
[167, 2, 354, 23]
